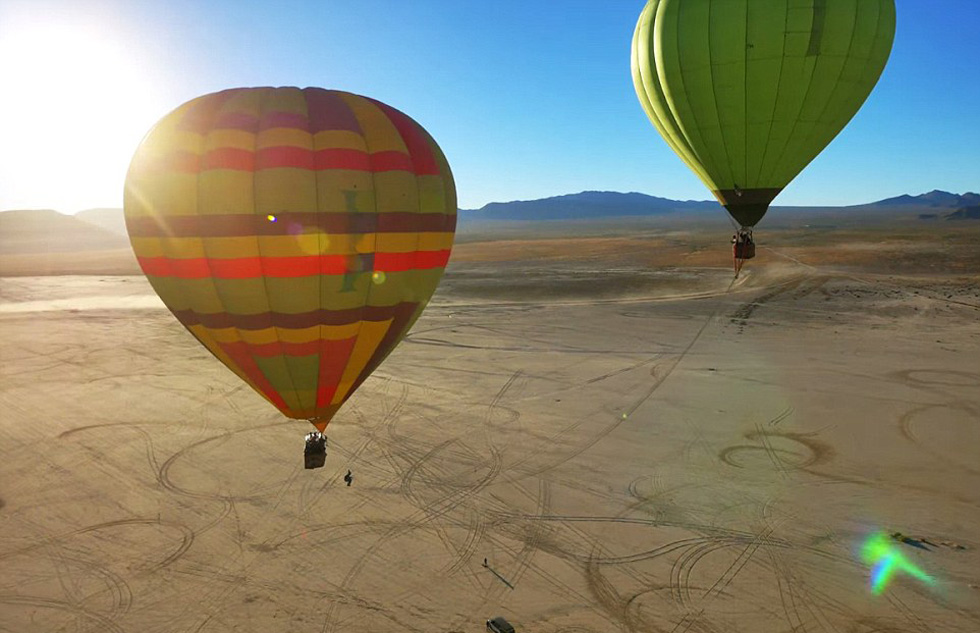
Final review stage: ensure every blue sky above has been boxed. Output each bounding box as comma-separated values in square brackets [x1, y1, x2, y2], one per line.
[0, 0, 976, 212]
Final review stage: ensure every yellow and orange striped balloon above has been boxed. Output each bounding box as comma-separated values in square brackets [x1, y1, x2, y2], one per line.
[124, 87, 456, 431]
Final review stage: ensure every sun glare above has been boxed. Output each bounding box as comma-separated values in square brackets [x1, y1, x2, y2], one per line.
[0, 20, 171, 212]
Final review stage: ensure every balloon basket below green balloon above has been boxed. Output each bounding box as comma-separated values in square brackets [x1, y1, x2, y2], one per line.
[735, 241, 756, 260]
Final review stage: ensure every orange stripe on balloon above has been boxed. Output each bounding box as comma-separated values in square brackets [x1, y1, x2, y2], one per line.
[204, 147, 255, 171]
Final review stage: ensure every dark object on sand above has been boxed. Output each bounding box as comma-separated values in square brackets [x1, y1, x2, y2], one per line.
[344, 469, 352, 486]
[890, 532, 934, 550]
[304, 432, 326, 469]
[486, 616, 515, 633]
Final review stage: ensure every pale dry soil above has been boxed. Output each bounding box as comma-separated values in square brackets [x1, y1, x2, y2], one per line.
[1, 252, 979, 633]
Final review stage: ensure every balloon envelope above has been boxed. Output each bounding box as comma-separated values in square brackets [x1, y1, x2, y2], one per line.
[632, 0, 895, 227]
[124, 87, 456, 431]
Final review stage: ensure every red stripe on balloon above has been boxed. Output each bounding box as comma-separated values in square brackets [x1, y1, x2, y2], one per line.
[370, 150, 415, 172]
[257, 146, 314, 170]
[138, 256, 209, 278]
[217, 341, 290, 411]
[138, 252, 447, 280]
[316, 337, 357, 407]
[313, 148, 371, 171]
[204, 147, 255, 171]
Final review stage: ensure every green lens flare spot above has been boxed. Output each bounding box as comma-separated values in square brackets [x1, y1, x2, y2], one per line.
[861, 532, 935, 595]
[372, 271, 387, 285]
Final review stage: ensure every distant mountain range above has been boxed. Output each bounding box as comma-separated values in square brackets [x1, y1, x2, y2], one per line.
[460, 189, 980, 222]
[867, 190, 980, 208]
[462, 191, 717, 221]
[0, 209, 128, 254]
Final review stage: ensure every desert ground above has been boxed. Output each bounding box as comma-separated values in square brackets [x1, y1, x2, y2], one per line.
[1, 220, 979, 633]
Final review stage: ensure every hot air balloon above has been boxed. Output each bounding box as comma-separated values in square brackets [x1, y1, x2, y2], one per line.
[124, 87, 456, 467]
[632, 0, 895, 273]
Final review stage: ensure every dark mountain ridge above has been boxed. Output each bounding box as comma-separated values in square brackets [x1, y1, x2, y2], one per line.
[460, 189, 979, 222]
[867, 190, 980, 208]
[464, 190, 717, 221]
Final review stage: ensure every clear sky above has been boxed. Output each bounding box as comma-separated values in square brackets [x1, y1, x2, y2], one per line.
[0, 0, 977, 213]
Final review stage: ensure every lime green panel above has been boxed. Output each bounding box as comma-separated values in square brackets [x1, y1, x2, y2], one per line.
[260, 276, 319, 314]
[708, 0, 747, 186]
[315, 170, 376, 213]
[283, 352, 319, 413]
[373, 171, 420, 214]
[631, 0, 713, 187]
[770, 0, 895, 183]
[318, 270, 374, 311]
[764, 0, 858, 184]
[210, 277, 268, 313]
[665, 0, 734, 187]
[366, 267, 445, 307]
[148, 276, 225, 313]
[255, 354, 317, 412]
[744, 1, 786, 186]
[755, 36, 817, 185]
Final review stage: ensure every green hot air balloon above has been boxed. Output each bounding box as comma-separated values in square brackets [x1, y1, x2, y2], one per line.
[632, 0, 896, 229]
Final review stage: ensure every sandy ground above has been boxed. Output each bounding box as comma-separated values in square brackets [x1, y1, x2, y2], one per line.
[2, 237, 979, 632]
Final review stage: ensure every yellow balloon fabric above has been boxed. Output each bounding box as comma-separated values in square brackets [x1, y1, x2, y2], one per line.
[124, 87, 456, 430]
[632, 0, 895, 227]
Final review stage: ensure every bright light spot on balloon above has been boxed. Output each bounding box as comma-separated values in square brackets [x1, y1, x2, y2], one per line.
[267, 214, 277, 223]
[372, 271, 387, 285]
[861, 532, 934, 595]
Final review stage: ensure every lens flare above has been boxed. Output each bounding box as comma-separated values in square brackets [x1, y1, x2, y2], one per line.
[861, 532, 934, 595]
[372, 271, 387, 285]
[266, 214, 277, 222]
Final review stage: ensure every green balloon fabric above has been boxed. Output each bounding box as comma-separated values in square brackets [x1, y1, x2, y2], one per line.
[632, 0, 895, 227]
